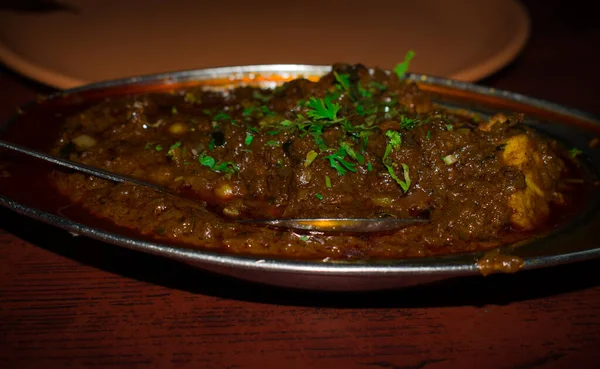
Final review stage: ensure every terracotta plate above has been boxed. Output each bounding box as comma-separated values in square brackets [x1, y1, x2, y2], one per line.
[0, 0, 529, 89]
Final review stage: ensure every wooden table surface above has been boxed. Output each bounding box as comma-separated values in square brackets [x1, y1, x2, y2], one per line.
[2, 1, 600, 368]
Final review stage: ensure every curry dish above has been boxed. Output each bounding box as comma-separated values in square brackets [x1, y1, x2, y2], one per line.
[49, 63, 581, 260]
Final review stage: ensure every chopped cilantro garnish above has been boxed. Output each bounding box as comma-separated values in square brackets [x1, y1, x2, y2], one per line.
[426, 131, 431, 140]
[400, 115, 419, 130]
[306, 97, 341, 121]
[144, 143, 152, 149]
[167, 141, 182, 157]
[244, 132, 253, 146]
[299, 235, 310, 242]
[367, 162, 373, 171]
[340, 141, 364, 165]
[394, 50, 416, 79]
[570, 147, 583, 158]
[198, 152, 237, 174]
[382, 130, 410, 192]
[333, 71, 351, 94]
[446, 124, 454, 131]
[368, 81, 387, 92]
[267, 130, 280, 136]
[315, 193, 324, 200]
[357, 83, 373, 98]
[247, 126, 260, 133]
[208, 138, 215, 151]
[265, 140, 280, 147]
[385, 130, 402, 151]
[280, 120, 294, 127]
[325, 175, 332, 188]
[198, 153, 215, 168]
[212, 112, 232, 121]
[304, 150, 318, 167]
[324, 147, 357, 175]
[155, 144, 164, 152]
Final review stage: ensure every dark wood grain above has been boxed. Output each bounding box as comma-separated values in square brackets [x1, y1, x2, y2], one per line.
[2, 1, 600, 368]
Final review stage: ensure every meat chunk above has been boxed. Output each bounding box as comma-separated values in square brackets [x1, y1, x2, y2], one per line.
[502, 134, 550, 229]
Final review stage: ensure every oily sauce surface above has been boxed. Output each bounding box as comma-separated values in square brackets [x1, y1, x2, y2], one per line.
[45, 64, 584, 260]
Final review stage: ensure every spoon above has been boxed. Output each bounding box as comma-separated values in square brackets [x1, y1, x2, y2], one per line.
[0, 140, 428, 233]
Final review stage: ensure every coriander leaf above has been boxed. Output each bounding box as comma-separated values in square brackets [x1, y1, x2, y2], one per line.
[212, 112, 232, 121]
[167, 141, 182, 157]
[315, 193, 324, 200]
[400, 115, 419, 130]
[385, 130, 402, 150]
[333, 71, 351, 94]
[214, 162, 237, 174]
[155, 144, 164, 152]
[265, 140, 280, 147]
[198, 153, 215, 168]
[357, 83, 372, 98]
[340, 141, 364, 165]
[324, 147, 357, 176]
[306, 97, 340, 121]
[446, 124, 454, 131]
[208, 138, 215, 151]
[394, 50, 416, 79]
[426, 131, 431, 140]
[368, 81, 387, 92]
[570, 147, 583, 158]
[325, 175, 332, 188]
[244, 132, 253, 146]
[367, 162, 373, 171]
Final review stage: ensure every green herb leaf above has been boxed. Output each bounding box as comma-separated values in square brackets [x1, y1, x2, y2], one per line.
[155, 144, 164, 152]
[333, 71, 351, 94]
[426, 131, 431, 140]
[368, 81, 387, 92]
[357, 83, 373, 98]
[400, 115, 419, 130]
[570, 147, 583, 158]
[325, 175, 332, 188]
[315, 193, 324, 200]
[198, 153, 216, 168]
[394, 50, 416, 79]
[340, 141, 364, 165]
[244, 132, 253, 146]
[213, 112, 232, 121]
[446, 124, 454, 131]
[265, 140, 280, 147]
[306, 97, 340, 121]
[367, 162, 373, 171]
[214, 162, 237, 174]
[324, 147, 357, 175]
[208, 139, 215, 151]
[382, 131, 410, 192]
[167, 141, 182, 157]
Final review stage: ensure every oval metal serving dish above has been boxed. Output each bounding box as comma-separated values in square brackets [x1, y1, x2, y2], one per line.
[1, 65, 600, 291]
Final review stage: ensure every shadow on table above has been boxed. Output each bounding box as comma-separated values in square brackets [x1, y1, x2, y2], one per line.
[3, 206, 600, 308]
